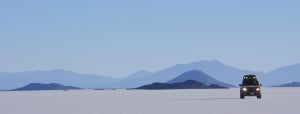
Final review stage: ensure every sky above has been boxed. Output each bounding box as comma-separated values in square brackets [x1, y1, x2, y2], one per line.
[0, 0, 299, 77]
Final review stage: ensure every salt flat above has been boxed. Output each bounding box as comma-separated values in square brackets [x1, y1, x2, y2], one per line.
[0, 87, 299, 114]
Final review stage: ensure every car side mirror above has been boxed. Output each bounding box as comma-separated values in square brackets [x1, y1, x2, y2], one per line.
[239, 84, 242, 86]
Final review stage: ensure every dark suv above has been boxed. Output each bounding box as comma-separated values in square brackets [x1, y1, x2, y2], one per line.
[239, 75, 262, 99]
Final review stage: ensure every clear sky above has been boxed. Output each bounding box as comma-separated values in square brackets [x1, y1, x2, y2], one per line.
[0, 0, 299, 77]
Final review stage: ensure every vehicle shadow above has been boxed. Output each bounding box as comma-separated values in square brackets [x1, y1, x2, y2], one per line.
[168, 97, 240, 101]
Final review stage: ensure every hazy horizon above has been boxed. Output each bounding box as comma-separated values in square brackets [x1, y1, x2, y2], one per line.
[1, 0, 299, 77]
[0, 60, 299, 78]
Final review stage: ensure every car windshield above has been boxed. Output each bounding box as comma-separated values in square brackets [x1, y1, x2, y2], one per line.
[243, 78, 259, 86]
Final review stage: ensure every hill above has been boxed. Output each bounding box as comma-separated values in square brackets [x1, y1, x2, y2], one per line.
[273, 82, 300, 87]
[0, 69, 117, 90]
[168, 70, 234, 87]
[136, 80, 227, 90]
[118, 60, 263, 88]
[265, 64, 300, 85]
[13, 83, 81, 91]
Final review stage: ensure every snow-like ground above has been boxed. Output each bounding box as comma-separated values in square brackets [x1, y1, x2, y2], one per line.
[0, 87, 299, 114]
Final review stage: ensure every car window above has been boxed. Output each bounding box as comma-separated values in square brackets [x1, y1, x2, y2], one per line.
[243, 79, 259, 85]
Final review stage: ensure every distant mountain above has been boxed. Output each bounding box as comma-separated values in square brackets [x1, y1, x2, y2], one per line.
[121, 60, 300, 87]
[265, 64, 300, 85]
[136, 80, 227, 90]
[167, 70, 234, 87]
[1, 60, 300, 90]
[273, 82, 300, 87]
[116, 70, 153, 88]
[13, 83, 81, 91]
[119, 60, 263, 88]
[0, 69, 118, 90]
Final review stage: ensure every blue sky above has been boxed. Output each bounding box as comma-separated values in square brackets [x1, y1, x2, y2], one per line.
[0, 0, 299, 77]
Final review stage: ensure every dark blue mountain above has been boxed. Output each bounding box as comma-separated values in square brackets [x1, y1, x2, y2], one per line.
[167, 70, 234, 87]
[136, 80, 227, 90]
[0, 69, 117, 90]
[273, 82, 300, 87]
[13, 83, 81, 91]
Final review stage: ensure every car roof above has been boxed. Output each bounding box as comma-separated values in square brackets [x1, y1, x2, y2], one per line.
[244, 75, 256, 77]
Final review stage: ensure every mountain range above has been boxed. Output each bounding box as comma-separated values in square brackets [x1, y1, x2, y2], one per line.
[0, 69, 118, 90]
[117, 60, 264, 88]
[1, 60, 300, 90]
[136, 70, 231, 89]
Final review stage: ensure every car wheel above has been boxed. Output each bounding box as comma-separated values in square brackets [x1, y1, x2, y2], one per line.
[257, 95, 261, 99]
[240, 94, 245, 99]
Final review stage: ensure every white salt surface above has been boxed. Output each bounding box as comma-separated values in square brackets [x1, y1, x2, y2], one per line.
[0, 87, 299, 114]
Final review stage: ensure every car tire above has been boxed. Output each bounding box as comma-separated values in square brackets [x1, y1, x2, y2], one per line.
[240, 94, 245, 99]
[257, 95, 261, 99]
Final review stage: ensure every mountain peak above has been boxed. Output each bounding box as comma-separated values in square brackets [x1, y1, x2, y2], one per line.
[189, 60, 224, 65]
[178, 70, 208, 77]
[184, 69, 206, 73]
[168, 70, 234, 87]
[51, 69, 72, 73]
